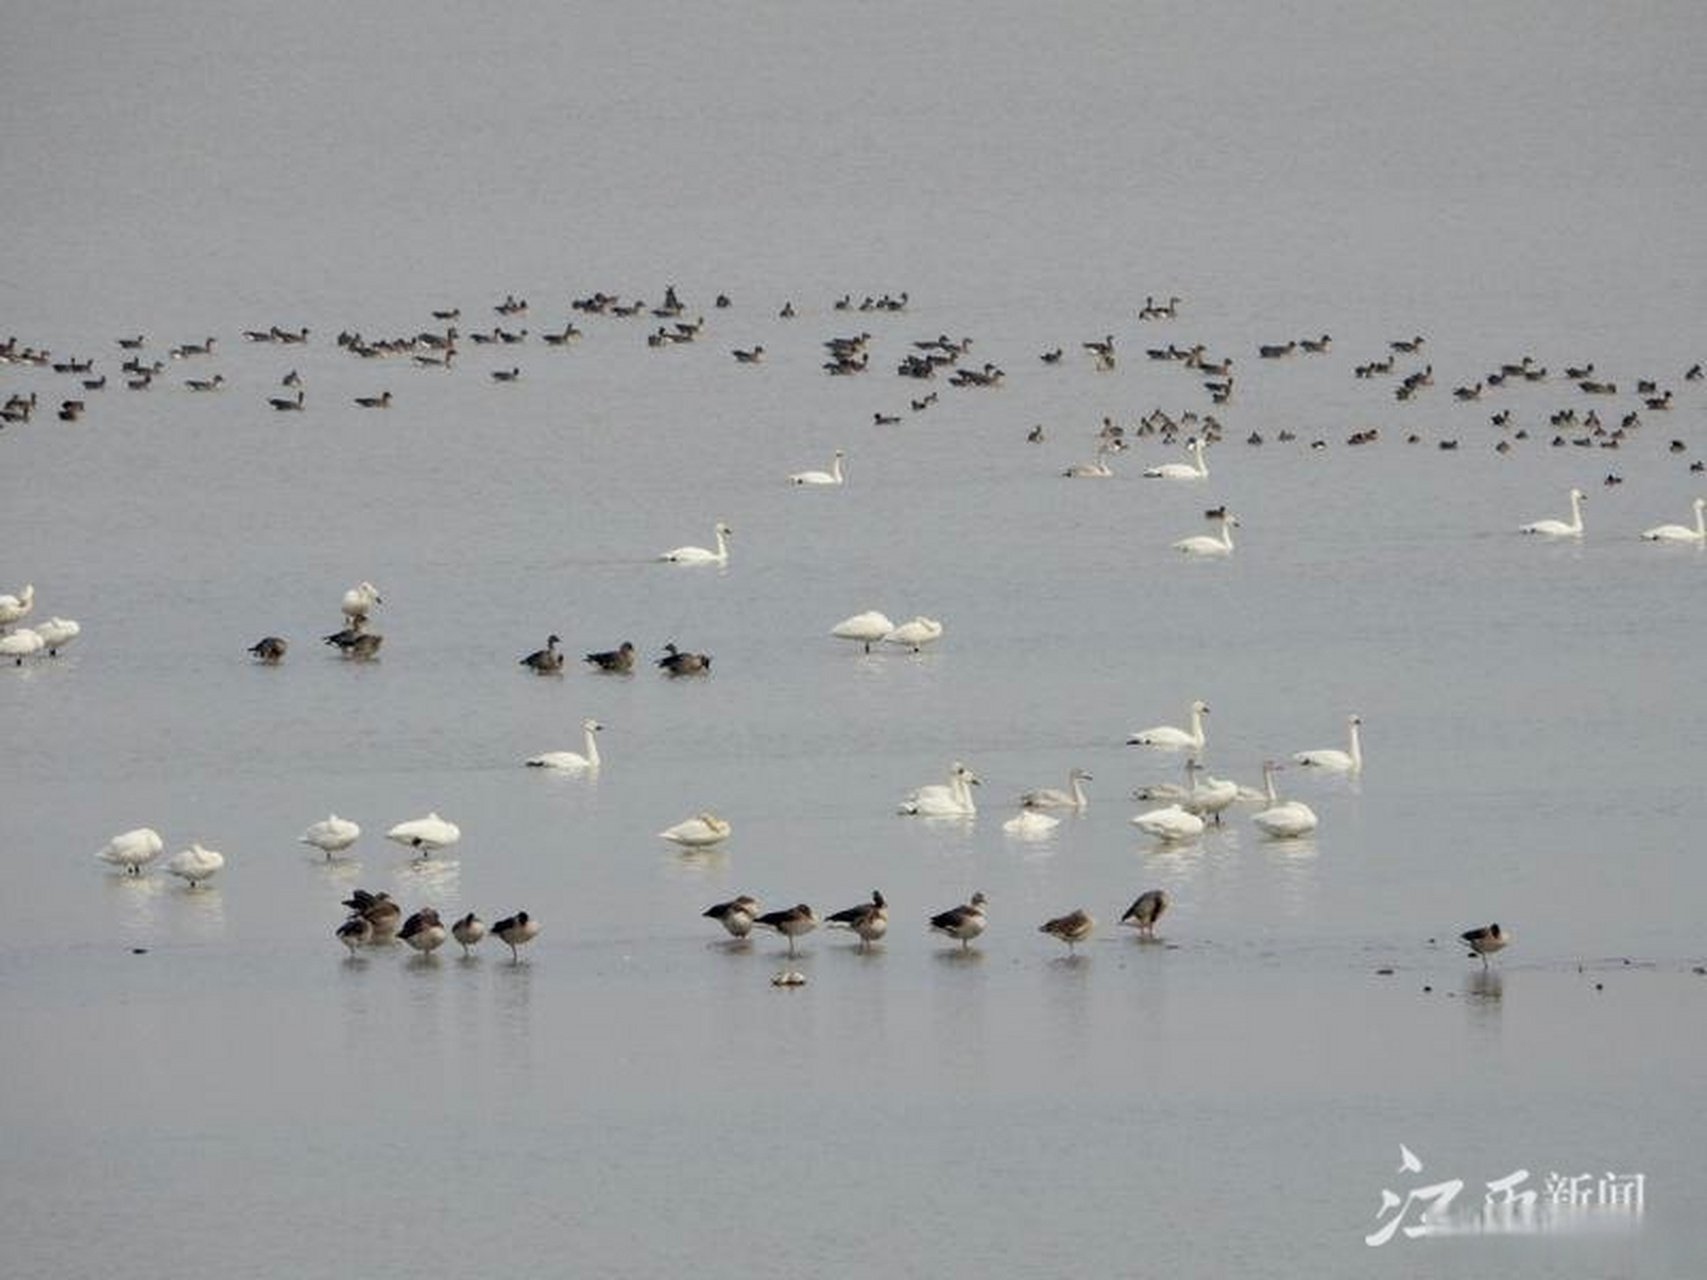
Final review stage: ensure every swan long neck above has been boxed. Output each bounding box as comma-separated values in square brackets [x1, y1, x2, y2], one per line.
[1070, 774, 1087, 807]
[714, 526, 728, 558]
[1188, 704, 1206, 747]
[1568, 489, 1583, 530]
[1193, 439, 1208, 476]
[1347, 720, 1362, 769]
[1695, 500, 1705, 538]
[1262, 762, 1280, 806]
[831, 454, 843, 482]
[584, 725, 601, 769]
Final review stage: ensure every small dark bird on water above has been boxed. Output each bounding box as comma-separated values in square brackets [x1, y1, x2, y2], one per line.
[248, 636, 288, 664]
[657, 642, 711, 676]
[519, 634, 563, 673]
[584, 641, 637, 673]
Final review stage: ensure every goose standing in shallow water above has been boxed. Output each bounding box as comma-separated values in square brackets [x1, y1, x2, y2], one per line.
[452, 912, 485, 955]
[755, 904, 818, 956]
[1040, 909, 1094, 954]
[1128, 700, 1209, 752]
[400, 908, 447, 955]
[1641, 497, 1706, 542]
[1250, 761, 1319, 838]
[519, 634, 564, 673]
[1144, 437, 1209, 480]
[660, 522, 732, 564]
[300, 814, 360, 858]
[1173, 512, 1237, 557]
[826, 891, 888, 950]
[493, 911, 539, 962]
[96, 827, 164, 875]
[1020, 768, 1092, 810]
[1461, 923, 1508, 967]
[385, 812, 461, 857]
[343, 890, 401, 941]
[526, 718, 603, 771]
[790, 450, 845, 486]
[930, 892, 988, 949]
[703, 895, 761, 939]
[831, 610, 895, 653]
[659, 812, 731, 847]
[1293, 714, 1363, 773]
[883, 616, 943, 651]
[899, 762, 979, 816]
[337, 914, 374, 955]
[1520, 487, 1585, 537]
[1120, 889, 1168, 938]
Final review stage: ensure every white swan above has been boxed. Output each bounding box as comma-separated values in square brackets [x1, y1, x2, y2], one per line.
[1020, 768, 1091, 810]
[660, 522, 732, 564]
[165, 841, 225, 887]
[96, 827, 164, 874]
[300, 814, 361, 858]
[659, 812, 732, 847]
[1520, 487, 1585, 536]
[1184, 760, 1239, 823]
[883, 616, 944, 651]
[1003, 809, 1061, 837]
[899, 762, 979, 816]
[1173, 513, 1237, 556]
[1128, 699, 1209, 751]
[1293, 714, 1363, 773]
[526, 718, 604, 771]
[0, 583, 34, 628]
[1063, 444, 1115, 478]
[790, 450, 845, 485]
[1641, 497, 1706, 543]
[1131, 803, 1205, 842]
[1251, 761, 1319, 838]
[341, 580, 382, 621]
[385, 811, 461, 856]
[1144, 436, 1208, 480]
[831, 610, 895, 653]
[34, 617, 79, 655]
[0, 628, 43, 664]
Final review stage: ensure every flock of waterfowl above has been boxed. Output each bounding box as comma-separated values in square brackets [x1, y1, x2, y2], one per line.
[25, 283, 1696, 983]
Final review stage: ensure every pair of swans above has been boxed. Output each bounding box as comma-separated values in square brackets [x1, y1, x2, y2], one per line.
[526, 718, 604, 771]
[1174, 512, 1237, 556]
[661, 522, 732, 564]
[1251, 761, 1319, 838]
[1144, 437, 1208, 480]
[1521, 488, 1585, 537]
[900, 762, 979, 817]
[790, 451, 845, 486]
[831, 611, 944, 652]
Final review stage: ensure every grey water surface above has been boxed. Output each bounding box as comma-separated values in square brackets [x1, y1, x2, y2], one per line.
[3, 3, 1704, 1277]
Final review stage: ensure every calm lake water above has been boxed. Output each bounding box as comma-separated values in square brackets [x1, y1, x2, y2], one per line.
[3, 4, 1703, 1277]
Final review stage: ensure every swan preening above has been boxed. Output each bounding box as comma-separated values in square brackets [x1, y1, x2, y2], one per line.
[1003, 809, 1061, 837]
[1127, 700, 1209, 751]
[899, 762, 979, 816]
[1293, 714, 1362, 773]
[0, 583, 35, 629]
[341, 581, 382, 622]
[96, 826, 164, 874]
[790, 450, 845, 486]
[659, 812, 732, 847]
[0, 628, 43, 664]
[1063, 443, 1116, 478]
[385, 812, 461, 857]
[1642, 497, 1706, 542]
[1520, 487, 1585, 537]
[526, 718, 604, 771]
[831, 610, 895, 652]
[883, 616, 943, 651]
[301, 814, 361, 858]
[165, 841, 225, 887]
[35, 617, 78, 655]
[1144, 436, 1208, 480]
[1131, 803, 1205, 842]
[1250, 761, 1319, 838]
[1173, 512, 1237, 556]
[1020, 768, 1091, 810]
[660, 522, 732, 564]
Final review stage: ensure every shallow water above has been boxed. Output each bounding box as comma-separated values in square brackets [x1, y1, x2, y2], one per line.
[3, 3, 1704, 1277]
